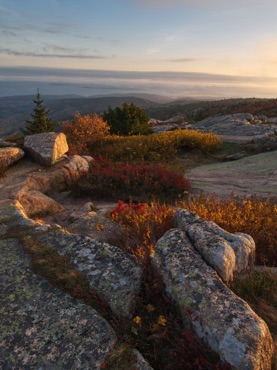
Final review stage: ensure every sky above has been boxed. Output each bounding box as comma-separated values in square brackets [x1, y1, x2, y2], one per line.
[1, 0, 277, 98]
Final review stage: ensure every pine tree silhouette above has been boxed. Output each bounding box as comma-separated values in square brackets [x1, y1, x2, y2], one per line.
[22, 89, 55, 135]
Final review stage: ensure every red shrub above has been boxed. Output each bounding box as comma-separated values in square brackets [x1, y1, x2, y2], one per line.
[75, 161, 189, 202]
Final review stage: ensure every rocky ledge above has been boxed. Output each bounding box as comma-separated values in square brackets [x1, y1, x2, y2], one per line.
[0, 199, 152, 370]
[152, 229, 273, 369]
[150, 113, 277, 148]
[0, 132, 275, 369]
[0, 190, 274, 368]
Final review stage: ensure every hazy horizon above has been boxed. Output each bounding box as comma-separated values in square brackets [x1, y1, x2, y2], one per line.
[1, 66, 277, 99]
[1, 0, 277, 99]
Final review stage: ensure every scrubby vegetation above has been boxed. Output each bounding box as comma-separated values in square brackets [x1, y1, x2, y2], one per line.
[109, 200, 175, 260]
[104, 196, 276, 369]
[68, 112, 275, 268]
[103, 102, 152, 136]
[60, 108, 221, 160]
[68, 121, 221, 204]
[146, 97, 277, 122]
[55, 103, 277, 368]
[103, 201, 229, 369]
[62, 120, 236, 368]
[9, 96, 276, 369]
[231, 268, 277, 304]
[61, 112, 110, 155]
[72, 159, 190, 202]
[90, 129, 221, 162]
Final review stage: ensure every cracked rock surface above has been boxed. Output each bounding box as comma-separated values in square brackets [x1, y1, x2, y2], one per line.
[151, 228, 274, 370]
[37, 230, 143, 318]
[0, 238, 117, 370]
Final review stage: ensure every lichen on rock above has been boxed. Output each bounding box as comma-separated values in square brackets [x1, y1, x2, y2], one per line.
[0, 238, 116, 369]
[174, 209, 255, 283]
[36, 229, 143, 318]
[151, 228, 274, 369]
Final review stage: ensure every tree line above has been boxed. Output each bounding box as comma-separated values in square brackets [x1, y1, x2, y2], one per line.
[22, 90, 152, 137]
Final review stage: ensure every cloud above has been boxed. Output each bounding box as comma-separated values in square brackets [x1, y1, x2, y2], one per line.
[130, 0, 225, 7]
[2, 66, 276, 84]
[168, 58, 200, 63]
[73, 33, 120, 44]
[42, 43, 93, 54]
[0, 19, 119, 44]
[131, 0, 273, 8]
[1, 30, 17, 37]
[40, 25, 67, 34]
[0, 5, 116, 43]
[0, 48, 112, 59]
[2, 66, 277, 98]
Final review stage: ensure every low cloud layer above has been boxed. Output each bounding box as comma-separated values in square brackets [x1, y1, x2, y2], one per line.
[0, 48, 112, 59]
[1, 66, 277, 99]
[168, 58, 201, 63]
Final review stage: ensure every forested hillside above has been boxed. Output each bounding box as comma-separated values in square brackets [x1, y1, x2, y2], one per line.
[1, 95, 277, 137]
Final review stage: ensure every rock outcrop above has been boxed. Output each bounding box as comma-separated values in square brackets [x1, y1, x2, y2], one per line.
[64, 154, 93, 173]
[0, 156, 275, 369]
[0, 199, 150, 369]
[24, 132, 68, 166]
[63, 154, 93, 183]
[148, 113, 277, 146]
[191, 113, 277, 144]
[175, 209, 255, 283]
[0, 147, 24, 169]
[0, 237, 117, 370]
[0, 154, 93, 217]
[149, 116, 189, 133]
[187, 150, 277, 199]
[151, 229, 274, 369]
[17, 190, 64, 217]
[37, 230, 142, 318]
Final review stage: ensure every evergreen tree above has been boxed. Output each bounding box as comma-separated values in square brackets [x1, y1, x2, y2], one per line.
[103, 102, 152, 136]
[22, 90, 55, 135]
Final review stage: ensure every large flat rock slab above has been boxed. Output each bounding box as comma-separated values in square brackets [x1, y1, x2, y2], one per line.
[188, 150, 277, 198]
[36, 230, 142, 318]
[151, 229, 274, 369]
[0, 238, 116, 369]
[0, 199, 142, 319]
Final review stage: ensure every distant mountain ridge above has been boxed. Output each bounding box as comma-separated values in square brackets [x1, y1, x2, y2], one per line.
[0, 95, 163, 137]
[1, 94, 277, 138]
[87, 93, 175, 104]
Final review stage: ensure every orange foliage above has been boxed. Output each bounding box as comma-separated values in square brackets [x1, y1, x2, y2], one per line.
[109, 200, 175, 262]
[61, 112, 109, 155]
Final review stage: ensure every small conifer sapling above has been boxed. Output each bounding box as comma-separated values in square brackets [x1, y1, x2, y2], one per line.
[22, 89, 55, 135]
